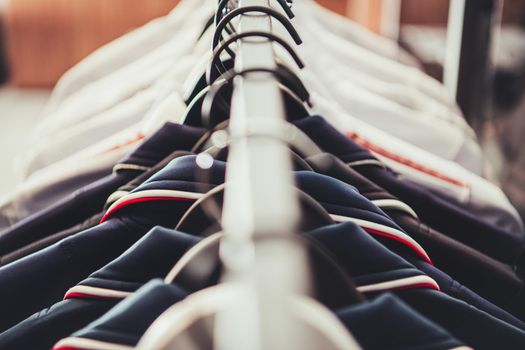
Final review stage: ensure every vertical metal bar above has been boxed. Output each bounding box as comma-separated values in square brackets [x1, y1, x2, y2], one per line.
[444, 0, 503, 133]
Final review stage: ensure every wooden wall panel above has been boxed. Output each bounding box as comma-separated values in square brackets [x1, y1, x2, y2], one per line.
[315, 0, 384, 34]
[346, 0, 383, 33]
[400, 0, 525, 26]
[315, 0, 347, 15]
[501, 0, 525, 25]
[4, 0, 180, 87]
[400, 0, 450, 26]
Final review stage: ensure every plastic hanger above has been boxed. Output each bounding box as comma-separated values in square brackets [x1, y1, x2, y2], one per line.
[167, 225, 364, 311]
[206, 30, 305, 84]
[175, 183, 334, 235]
[204, 143, 315, 172]
[215, 0, 295, 27]
[212, 5, 302, 59]
[189, 118, 320, 173]
[185, 17, 309, 114]
[136, 283, 363, 350]
[202, 66, 311, 125]
[181, 65, 311, 127]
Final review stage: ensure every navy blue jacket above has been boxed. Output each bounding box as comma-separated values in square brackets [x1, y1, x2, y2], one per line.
[53, 284, 467, 350]
[337, 294, 466, 350]
[0, 154, 415, 333]
[0, 122, 205, 265]
[53, 280, 188, 350]
[0, 157, 215, 332]
[3, 222, 524, 349]
[295, 116, 525, 267]
[304, 152, 523, 307]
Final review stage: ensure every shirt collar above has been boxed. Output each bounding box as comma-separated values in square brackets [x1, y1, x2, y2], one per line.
[114, 122, 206, 174]
[65, 222, 437, 302]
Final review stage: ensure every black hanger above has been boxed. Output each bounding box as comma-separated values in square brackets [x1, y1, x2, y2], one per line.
[206, 30, 305, 85]
[203, 66, 310, 124]
[180, 84, 232, 128]
[212, 5, 302, 59]
[168, 226, 364, 310]
[181, 65, 311, 128]
[183, 58, 233, 106]
[185, 21, 310, 116]
[215, 0, 295, 27]
[196, 15, 215, 42]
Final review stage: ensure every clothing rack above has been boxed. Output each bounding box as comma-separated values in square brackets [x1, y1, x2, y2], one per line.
[218, 0, 310, 349]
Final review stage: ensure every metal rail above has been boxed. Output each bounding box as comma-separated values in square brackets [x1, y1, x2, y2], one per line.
[218, 1, 310, 349]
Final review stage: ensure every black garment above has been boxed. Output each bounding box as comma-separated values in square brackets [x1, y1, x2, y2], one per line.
[0, 157, 213, 332]
[98, 157, 521, 323]
[0, 154, 414, 333]
[392, 288, 525, 349]
[56, 288, 467, 350]
[106, 156, 429, 264]
[337, 294, 466, 350]
[0, 214, 423, 350]
[5, 218, 525, 350]
[0, 151, 195, 266]
[0, 212, 103, 266]
[0, 122, 205, 264]
[305, 152, 523, 306]
[5, 222, 523, 350]
[0, 228, 198, 350]
[63, 280, 187, 348]
[0, 298, 118, 350]
[295, 116, 525, 267]
[310, 223, 525, 331]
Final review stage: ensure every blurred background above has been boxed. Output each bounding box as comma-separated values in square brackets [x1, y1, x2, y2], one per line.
[0, 0, 524, 216]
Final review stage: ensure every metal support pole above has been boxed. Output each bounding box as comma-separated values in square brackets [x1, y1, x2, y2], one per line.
[444, 0, 503, 134]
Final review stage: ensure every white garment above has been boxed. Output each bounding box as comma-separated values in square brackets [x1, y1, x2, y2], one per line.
[252, 20, 487, 176]
[301, 0, 421, 68]
[44, 0, 418, 116]
[29, 1, 426, 176]
[24, 89, 157, 175]
[298, 16, 469, 132]
[43, 0, 207, 113]
[0, 91, 188, 228]
[300, 49, 485, 174]
[37, 6, 213, 140]
[21, 3, 214, 177]
[294, 2, 454, 110]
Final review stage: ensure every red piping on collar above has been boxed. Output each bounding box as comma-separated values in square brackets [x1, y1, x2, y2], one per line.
[100, 196, 196, 223]
[363, 227, 433, 265]
[64, 292, 120, 301]
[394, 282, 441, 292]
[101, 193, 430, 265]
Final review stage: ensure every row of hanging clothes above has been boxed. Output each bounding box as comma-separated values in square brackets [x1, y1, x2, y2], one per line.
[0, 0, 524, 349]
